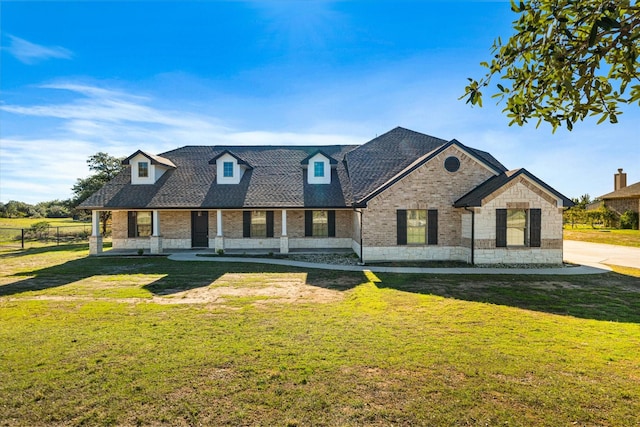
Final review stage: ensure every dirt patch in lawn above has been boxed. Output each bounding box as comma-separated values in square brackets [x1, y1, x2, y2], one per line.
[158, 273, 345, 305]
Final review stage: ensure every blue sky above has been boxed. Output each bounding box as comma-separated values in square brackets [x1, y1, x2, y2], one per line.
[1, 1, 638, 204]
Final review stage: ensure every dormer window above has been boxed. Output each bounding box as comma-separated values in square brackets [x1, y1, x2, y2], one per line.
[138, 162, 149, 178]
[301, 150, 337, 185]
[123, 150, 176, 185]
[223, 161, 234, 178]
[210, 150, 252, 185]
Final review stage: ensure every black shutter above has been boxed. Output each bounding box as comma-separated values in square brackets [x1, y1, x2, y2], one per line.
[266, 211, 274, 238]
[496, 209, 507, 247]
[428, 209, 438, 245]
[128, 211, 136, 238]
[328, 210, 336, 237]
[305, 211, 313, 237]
[530, 209, 541, 247]
[397, 210, 407, 245]
[243, 211, 251, 237]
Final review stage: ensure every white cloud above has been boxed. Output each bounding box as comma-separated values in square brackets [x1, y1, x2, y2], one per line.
[5, 35, 73, 64]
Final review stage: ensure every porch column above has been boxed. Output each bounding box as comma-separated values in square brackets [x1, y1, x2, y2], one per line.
[89, 210, 103, 255]
[215, 209, 224, 252]
[280, 209, 289, 254]
[150, 210, 162, 254]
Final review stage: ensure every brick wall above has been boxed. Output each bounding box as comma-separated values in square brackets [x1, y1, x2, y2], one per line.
[362, 145, 495, 248]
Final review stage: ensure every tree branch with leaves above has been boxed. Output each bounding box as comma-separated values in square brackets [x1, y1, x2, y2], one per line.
[462, 0, 640, 131]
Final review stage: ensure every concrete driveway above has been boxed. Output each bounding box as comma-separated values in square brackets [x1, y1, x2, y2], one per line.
[564, 240, 640, 269]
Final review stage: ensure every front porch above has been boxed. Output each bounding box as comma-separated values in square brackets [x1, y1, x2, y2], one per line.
[89, 209, 356, 256]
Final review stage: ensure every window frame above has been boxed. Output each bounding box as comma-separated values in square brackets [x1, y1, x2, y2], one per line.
[127, 211, 153, 238]
[406, 209, 426, 245]
[138, 162, 149, 178]
[304, 210, 336, 237]
[313, 161, 325, 178]
[223, 161, 234, 178]
[397, 209, 437, 246]
[496, 208, 541, 248]
[250, 210, 267, 238]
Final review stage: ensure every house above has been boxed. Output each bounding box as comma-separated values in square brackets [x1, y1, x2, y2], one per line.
[80, 127, 573, 264]
[591, 168, 640, 215]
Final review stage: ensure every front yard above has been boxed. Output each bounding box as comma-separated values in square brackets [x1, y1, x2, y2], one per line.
[564, 225, 640, 247]
[1, 246, 639, 426]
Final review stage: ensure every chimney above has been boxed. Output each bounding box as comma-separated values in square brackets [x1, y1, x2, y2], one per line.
[614, 168, 627, 191]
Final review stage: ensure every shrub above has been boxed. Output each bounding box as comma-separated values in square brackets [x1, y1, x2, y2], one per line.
[620, 210, 639, 230]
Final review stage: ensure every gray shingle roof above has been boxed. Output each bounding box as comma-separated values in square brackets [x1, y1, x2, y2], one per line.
[80, 145, 356, 209]
[80, 127, 553, 211]
[453, 168, 574, 208]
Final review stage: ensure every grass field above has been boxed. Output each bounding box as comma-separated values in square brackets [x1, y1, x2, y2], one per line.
[1, 246, 639, 426]
[563, 226, 640, 247]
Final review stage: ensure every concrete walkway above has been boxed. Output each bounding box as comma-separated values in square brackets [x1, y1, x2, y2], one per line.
[168, 252, 609, 275]
[563, 240, 640, 269]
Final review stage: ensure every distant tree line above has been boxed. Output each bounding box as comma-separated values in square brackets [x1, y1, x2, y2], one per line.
[0, 199, 75, 219]
[1, 152, 124, 228]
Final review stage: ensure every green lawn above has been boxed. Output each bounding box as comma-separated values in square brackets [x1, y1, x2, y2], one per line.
[564, 225, 640, 247]
[1, 246, 639, 426]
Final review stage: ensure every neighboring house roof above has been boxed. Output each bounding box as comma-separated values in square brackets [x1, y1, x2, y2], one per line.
[453, 168, 574, 208]
[346, 127, 508, 204]
[122, 150, 177, 169]
[598, 181, 640, 200]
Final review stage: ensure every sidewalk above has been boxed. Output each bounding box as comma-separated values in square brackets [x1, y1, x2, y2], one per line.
[167, 252, 610, 275]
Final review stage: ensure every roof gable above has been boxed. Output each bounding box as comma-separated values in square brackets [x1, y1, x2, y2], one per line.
[453, 168, 574, 208]
[208, 150, 253, 168]
[300, 150, 339, 165]
[122, 150, 176, 169]
[348, 129, 507, 205]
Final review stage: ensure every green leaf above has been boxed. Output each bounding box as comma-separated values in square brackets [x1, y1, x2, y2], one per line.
[588, 22, 598, 47]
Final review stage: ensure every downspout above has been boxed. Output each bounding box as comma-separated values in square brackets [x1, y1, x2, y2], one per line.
[463, 206, 475, 265]
[353, 205, 364, 265]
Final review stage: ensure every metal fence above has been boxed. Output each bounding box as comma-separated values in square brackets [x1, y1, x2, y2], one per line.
[0, 225, 95, 250]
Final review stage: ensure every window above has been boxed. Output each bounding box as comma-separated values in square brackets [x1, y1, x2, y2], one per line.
[305, 210, 336, 237]
[507, 209, 527, 246]
[312, 211, 328, 236]
[138, 162, 149, 178]
[242, 211, 274, 238]
[397, 209, 438, 245]
[314, 161, 324, 177]
[406, 210, 426, 244]
[223, 161, 234, 178]
[127, 211, 153, 237]
[496, 209, 541, 247]
[250, 211, 267, 237]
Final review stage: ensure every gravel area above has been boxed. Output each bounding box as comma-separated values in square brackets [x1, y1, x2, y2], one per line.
[288, 253, 361, 266]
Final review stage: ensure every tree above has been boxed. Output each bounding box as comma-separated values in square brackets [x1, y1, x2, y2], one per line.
[462, 0, 640, 131]
[71, 152, 124, 235]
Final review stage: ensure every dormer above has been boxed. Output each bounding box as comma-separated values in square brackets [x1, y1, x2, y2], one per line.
[122, 150, 176, 185]
[301, 150, 338, 185]
[209, 150, 252, 184]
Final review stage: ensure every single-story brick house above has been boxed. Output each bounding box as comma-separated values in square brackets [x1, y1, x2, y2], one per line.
[591, 168, 640, 216]
[81, 127, 573, 264]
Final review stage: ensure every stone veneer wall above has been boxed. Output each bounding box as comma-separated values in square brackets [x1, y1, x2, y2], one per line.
[473, 177, 564, 264]
[361, 145, 496, 262]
